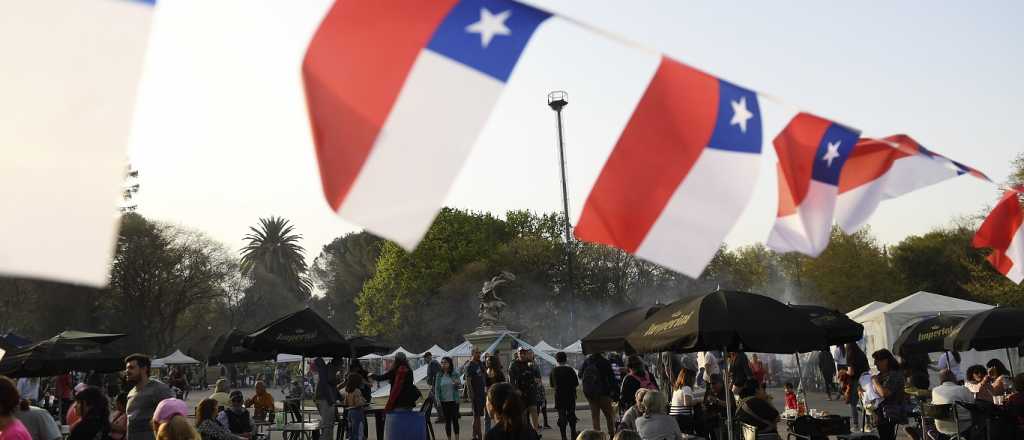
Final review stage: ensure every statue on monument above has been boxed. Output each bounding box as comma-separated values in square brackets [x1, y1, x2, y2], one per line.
[478, 271, 515, 327]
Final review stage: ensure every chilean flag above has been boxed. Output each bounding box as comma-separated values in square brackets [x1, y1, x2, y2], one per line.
[766, 113, 860, 256]
[574, 59, 763, 277]
[974, 189, 1024, 283]
[304, 0, 550, 249]
[835, 134, 990, 233]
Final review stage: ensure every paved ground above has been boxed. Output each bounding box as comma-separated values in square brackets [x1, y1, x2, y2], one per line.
[182, 385, 907, 439]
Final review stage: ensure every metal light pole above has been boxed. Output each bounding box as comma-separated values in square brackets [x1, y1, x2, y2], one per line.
[548, 91, 576, 339]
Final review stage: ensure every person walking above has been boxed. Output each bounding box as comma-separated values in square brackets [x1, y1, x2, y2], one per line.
[424, 352, 443, 423]
[462, 347, 486, 440]
[54, 374, 73, 425]
[817, 349, 836, 400]
[549, 352, 578, 440]
[696, 351, 719, 389]
[483, 354, 506, 433]
[578, 352, 616, 434]
[844, 342, 869, 431]
[313, 358, 339, 440]
[435, 357, 462, 440]
[125, 354, 173, 440]
[508, 349, 541, 432]
[339, 374, 367, 440]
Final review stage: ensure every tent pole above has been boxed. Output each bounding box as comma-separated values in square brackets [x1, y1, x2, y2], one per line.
[724, 347, 734, 440]
[1007, 348, 1015, 376]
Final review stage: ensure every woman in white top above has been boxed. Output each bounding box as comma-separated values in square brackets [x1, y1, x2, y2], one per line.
[670, 369, 694, 411]
[938, 351, 963, 383]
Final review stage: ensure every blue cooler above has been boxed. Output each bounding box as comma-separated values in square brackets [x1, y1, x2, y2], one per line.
[383, 409, 427, 440]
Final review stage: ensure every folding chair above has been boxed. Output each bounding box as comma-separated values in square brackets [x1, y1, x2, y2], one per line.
[419, 398, 436, 440]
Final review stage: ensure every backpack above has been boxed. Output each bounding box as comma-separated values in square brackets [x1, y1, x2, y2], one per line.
[631, 371, 657, 391]
[581, 360, 607, 399]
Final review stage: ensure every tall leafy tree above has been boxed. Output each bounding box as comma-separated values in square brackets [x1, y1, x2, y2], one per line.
[240, 216, 313, 303]
[309, 231, 383, 334]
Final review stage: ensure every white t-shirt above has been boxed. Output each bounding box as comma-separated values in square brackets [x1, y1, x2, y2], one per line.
[859, 372, 880, 406]
[937, 352, 964, 382]
[831, 345, 847, 366]
[931, 381, 974, 434]
[671, 386, 694, 407]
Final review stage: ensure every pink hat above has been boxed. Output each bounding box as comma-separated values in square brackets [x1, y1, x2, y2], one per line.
[152, 398, 189, 424]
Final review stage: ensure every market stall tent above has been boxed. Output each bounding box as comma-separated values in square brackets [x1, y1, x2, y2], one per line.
[846, 301, 889, 322]
[853, 292, 989, 357]
[421, 345, 446, 358]
[152, 350, 200, 368]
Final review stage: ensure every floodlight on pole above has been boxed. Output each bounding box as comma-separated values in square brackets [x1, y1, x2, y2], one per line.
[547, 90, 576, 339]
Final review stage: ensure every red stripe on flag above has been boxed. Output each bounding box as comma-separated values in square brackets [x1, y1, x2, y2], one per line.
[575, 57, 718, 252]
[973, 190, 1024, 276]
[837, 136, 915, 194]
[302, 0, 458, 210]
[774, 113, 831, 217]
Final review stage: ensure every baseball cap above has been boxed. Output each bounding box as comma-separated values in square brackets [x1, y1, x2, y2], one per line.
[152, 398, 188, 424]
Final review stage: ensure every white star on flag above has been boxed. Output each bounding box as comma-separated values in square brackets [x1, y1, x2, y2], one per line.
[465, 8, 511, 48]
[822, 140, 841, 167]
[730, 96, 753, 133]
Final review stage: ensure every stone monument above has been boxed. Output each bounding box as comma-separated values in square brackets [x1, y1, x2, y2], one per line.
[464, 271, 520, 361]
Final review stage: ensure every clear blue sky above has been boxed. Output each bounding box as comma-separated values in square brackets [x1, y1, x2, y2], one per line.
[132, 0, 1023, 265]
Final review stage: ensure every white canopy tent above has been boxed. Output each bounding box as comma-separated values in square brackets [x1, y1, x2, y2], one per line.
[853, 291, 1021, 381]
[152, 350, 201, 368]
[421, 344, 447, 358]
[445, 341, 473, 357]
[533, 340, 560, 353]
[846, 301, 889, 322]
[358, 353, 383, 360]
[563, 340, 582, 354]
[384, 346, 419, 359]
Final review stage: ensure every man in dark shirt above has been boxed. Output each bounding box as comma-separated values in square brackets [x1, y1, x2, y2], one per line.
[424, 352, 442, 423]
[578, 352, 617, 434]
[508, 348, 541, 431]
[549, 352, 578, 440]
[463, 347, 487, 440]
[727, 352, 753, 395]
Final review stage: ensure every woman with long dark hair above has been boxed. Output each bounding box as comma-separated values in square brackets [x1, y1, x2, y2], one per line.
[435, 357, 462, 440]
[483, 353, 506, 432]
[0, 376, 31, 440]
[966, 364, 995, 401]
[844, 343, 869, 431]
[985, 359, 1012, 395]
[484, 383, 535, 440]
[369, 352, 423, 438]
[68, 387, 110, 440]
[871, 349, 907, 440]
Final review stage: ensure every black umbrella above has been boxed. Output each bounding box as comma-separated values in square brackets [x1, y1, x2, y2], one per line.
[0, 335, 125, 377]
[581, 304, 664, 355]
[0, 333, 31, 351]
[242, 308, 350, 357]
[348, 336, 392, 357]
[626, 290, 827, 354]
[892, 314, 966, 356]
[54, 330, 127, 345]
[789, 305, 864, 347]
[945, 307, 1024, 352]
[209, 330, 275, 365]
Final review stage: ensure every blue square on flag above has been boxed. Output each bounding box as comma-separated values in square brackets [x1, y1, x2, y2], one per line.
[427, 0, 550, 82]
[811, 124, 859, 185]
[707, 80, 761, 154]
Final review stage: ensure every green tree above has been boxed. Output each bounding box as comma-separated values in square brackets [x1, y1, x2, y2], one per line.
[240, 217, 313, 301]
[309, 231, 383, 334]
[801, 226, 902, 311]
[890, 225, 978, 299]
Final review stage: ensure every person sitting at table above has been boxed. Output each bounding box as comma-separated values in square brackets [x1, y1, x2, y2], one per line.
[340, 374, 368, 440]
[152, 399, 199, 440]
[965, 365, 996, 402]
[217, 391, 252, 439]
[209, 380, 230, 411]
[195, 399, 243, 440]
[618, 389, 649, 432]
[243, 382, 274, 423]
[670, 369, 695, 412]
[930, 369, 974, 437]
[735, 379, 780, 439]
[985, 359, 1012, 395]
[68, 387, 110, 440]
[634, 391, 686, 440]
[1004, 373, 1024, 430]
[283, 379, 303, 423]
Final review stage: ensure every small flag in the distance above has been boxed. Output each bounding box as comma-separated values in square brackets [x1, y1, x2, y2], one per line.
[766, 113, 859, 256]
[973, 188, 1024, 283]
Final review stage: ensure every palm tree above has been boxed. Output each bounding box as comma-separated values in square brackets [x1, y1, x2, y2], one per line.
[240, 216, 313, 301]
